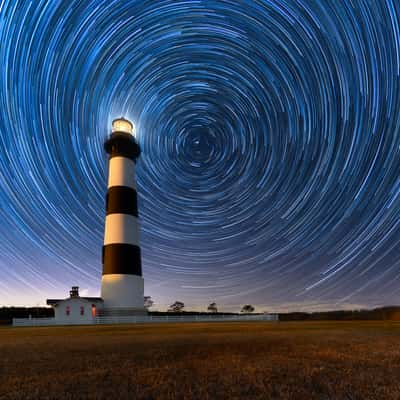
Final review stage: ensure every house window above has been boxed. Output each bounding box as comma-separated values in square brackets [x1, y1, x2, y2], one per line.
[66, 306, 70, 316]
[80, 306, 84, 316]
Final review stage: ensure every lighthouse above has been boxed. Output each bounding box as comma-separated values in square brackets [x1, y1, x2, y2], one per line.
[100, 117, 146, 315]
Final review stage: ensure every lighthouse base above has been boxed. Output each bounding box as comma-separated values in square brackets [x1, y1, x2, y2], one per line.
[97, 307, 147, 317]
[101, 274, 146, 314]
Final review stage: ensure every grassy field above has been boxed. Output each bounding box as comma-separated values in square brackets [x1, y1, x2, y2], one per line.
[1, 321, 400, 399]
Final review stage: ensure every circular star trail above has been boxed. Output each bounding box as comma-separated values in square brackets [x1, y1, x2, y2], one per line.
[1, 0, 400, 310]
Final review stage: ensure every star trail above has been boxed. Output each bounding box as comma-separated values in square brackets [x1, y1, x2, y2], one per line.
[1, 0, 400, 311]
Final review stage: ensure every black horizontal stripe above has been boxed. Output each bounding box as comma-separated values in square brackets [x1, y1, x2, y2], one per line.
[102, 244, 142, 276]
[106, 186, 138, 217]
[105, 133, 141, 161]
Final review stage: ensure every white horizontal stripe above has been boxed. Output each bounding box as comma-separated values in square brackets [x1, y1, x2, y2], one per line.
[108, 156, 136, 189]
[104, 214, 140, 246]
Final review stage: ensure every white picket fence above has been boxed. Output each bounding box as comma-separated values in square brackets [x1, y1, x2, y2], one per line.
[13, 313, 278, 327]
[12, 317, 90, 327]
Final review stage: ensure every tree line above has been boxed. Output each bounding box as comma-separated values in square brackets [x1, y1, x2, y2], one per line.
[145, 297, 256, 314]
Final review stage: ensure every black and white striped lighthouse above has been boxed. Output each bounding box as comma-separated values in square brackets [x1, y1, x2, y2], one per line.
[101, 117, 145, 314]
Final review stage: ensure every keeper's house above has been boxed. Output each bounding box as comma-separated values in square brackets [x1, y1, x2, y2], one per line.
[47, 287, 103, 323]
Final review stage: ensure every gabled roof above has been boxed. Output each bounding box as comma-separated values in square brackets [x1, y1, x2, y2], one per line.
[46, 297, 103, 306]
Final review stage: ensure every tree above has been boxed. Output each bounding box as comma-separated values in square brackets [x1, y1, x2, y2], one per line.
[168, 301, 185, 312]
[207, 302, 218, 313]
[144, 296, 154, 309]
[241, 304, 255, 314]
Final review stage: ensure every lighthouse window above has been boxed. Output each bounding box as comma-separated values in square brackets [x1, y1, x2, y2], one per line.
[80, 306, 84, 316]
[112, 118, 133, 135]
[66, 306, 70, 316]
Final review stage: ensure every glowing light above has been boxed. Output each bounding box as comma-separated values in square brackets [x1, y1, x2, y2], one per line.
[112, 118, 135, 136]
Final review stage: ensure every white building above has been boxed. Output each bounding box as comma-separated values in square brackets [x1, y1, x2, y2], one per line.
[46, 287, 103, 323]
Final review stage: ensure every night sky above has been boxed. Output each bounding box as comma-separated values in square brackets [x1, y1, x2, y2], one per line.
[1, 0, 400, 311]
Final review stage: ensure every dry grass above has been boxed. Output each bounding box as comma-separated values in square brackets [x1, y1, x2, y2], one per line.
[1, 321, 400, 399]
